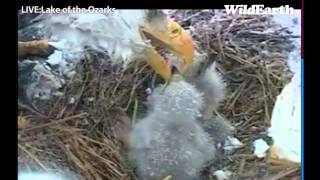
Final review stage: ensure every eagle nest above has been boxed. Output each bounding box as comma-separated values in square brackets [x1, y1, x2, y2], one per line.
[18, 10, 300, 180]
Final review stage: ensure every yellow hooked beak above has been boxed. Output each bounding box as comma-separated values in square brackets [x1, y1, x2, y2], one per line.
[140, 17, 194, 82]
[166, 19, 194, 72]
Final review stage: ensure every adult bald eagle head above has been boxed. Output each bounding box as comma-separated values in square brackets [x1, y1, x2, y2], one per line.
[21, 10, 194, 82]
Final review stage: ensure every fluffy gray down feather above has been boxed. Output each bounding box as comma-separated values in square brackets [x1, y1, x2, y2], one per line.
[129, 77, 215, 180]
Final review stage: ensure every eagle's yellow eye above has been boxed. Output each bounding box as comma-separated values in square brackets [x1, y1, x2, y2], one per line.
[171, 28, 180, 35]
[168, 20, 183, 39]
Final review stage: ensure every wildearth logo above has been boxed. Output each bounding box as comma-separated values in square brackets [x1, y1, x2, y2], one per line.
[225, 5, 295, 15]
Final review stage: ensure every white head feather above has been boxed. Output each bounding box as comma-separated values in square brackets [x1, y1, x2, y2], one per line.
[33, 10, 156, 67]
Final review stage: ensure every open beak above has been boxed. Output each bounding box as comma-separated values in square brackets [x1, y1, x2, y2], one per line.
[139, 17, 194, 82]
[142, 47, 172, 81]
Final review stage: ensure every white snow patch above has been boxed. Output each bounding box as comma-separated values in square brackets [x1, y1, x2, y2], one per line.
[18, 172, 65, 180]
[223, 136, 243, 151]
[69, 97, 76, 104]
[254, 139, 270, 158]
[47, 51, 63, 65]
[214, 170, 231, 180]
[272, 11, 301, 36]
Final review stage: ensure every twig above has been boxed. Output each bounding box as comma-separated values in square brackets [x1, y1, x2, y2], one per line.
[238, 158, 247, 175]
[77, 138, 124, 177]
[226, 80, 249, 110]
[47, 70, 78, 117]
[181, 11, 203, 22]
[21, 113, 88, 131]
[132, 98, 139, 126]
[124, 71, 151, 111]
[225, 53, 257, 67]
[65, 70, 89, 117]
[18, 144, 48, 171]
[268, 167, 299, 180]
[18, 101, 47, 119]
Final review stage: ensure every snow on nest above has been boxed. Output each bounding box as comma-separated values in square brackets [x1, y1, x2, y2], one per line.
[253, 139, 270, 158]
[23, 50, 81, 100]
[18, 172, 65, 180]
